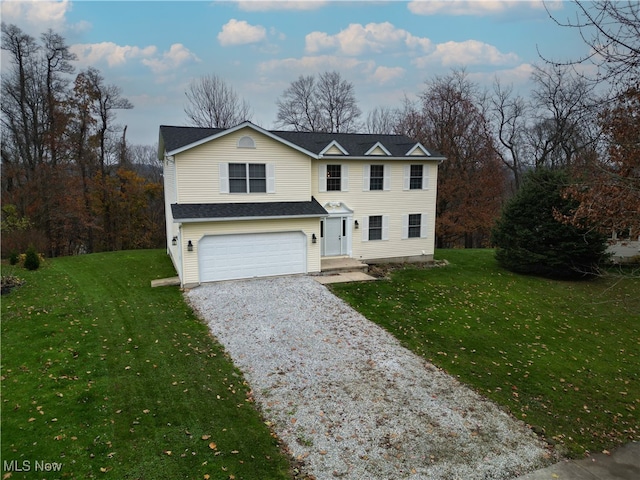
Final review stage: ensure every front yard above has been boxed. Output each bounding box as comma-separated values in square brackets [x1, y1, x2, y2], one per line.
[331, 249, 640, 457]
[1, 250, 292, 479]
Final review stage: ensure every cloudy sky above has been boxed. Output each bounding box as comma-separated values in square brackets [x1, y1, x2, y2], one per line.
[2, 0, 591, 146]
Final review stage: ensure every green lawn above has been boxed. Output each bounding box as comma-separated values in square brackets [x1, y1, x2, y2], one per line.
[1, 250, 291, 479]
[331, 249, 640, 458]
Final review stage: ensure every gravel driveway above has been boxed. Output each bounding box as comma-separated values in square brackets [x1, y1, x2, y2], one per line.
[187, 276, 554, 480]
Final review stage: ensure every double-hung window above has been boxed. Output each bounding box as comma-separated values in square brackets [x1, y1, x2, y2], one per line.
[402, 213, 427, 239]
[369, 165, 384, 190]
[228, 163, 266, 193]
[326, 165, 342, 191]
[408, 214, 421, 238]
[362, 215, 388, 241]
[368, 215, 383, 241]
[409, 165, 424, 189]
[403, 164, 429, 190]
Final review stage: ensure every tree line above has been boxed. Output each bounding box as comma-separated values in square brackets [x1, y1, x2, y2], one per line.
[2, 1, 638, 259]
[1, 23, 164, 257]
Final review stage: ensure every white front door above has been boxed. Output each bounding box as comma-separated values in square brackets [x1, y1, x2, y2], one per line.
[324, 217, 342, 256]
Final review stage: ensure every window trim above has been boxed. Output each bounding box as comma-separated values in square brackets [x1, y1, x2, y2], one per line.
[402, 213, 428, 239]
[220, 163, 275, 194]
[319, 164, 349, 192]
[361, 215, 389, 242]
[403, 164, 429, 190]
[362, 164, 390, 191]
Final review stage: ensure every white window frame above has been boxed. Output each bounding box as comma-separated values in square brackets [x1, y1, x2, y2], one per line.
[363, 164, 391, 191]
[319, 164, 349, 192]
[219, 163, 275, 194]
[402, 213, 428, 239]
[403, 164, 429, 190]
[361, 215, 389, 242]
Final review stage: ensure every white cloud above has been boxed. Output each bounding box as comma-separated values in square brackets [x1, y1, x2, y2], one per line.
[408, 0, 516, 16]
[467, 63, 536, 86]
[142, 44, 201, 74]
[372, 66, 405, 85]
[413, 40, 519, 68]
[71, 42, 157, 67]
[70, 41, 199, 73]
[235, 1, 328, 11]
[0, 0, 86, 34]
[218, 19, 267, 46]
[305, 22, 432, 56]
[258, 55, 376, 77]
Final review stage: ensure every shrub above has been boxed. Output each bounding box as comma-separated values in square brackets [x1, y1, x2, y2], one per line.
[9, 250, 19, 265]
[23, 245, 41, 271]
[491, 169, 609, 279]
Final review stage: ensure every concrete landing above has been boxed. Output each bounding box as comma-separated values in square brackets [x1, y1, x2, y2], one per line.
[313, 271, 376, 284]
[150, 276, 180, 287]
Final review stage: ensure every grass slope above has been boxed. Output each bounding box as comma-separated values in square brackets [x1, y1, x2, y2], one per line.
[332, 249, 639, 457]
[1, 250, 291, 479]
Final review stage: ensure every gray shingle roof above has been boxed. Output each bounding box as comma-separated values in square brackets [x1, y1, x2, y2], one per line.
[159, 123, 444, 158]
[171, 197, 328, 221]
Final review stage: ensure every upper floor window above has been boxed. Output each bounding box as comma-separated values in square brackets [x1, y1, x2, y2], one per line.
[410, 165, 424, 189]
[326, 165, 341, 191]
[404, 164, 428, 190]
[369, 165, 384, 190]
[319, 164, 348, 192]
[228, 163, 266, 193]
[220, 163, 274, 194]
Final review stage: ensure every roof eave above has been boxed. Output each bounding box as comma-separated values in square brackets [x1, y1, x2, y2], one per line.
[165, 121, 319, 158]
[174, 213, 327, 223]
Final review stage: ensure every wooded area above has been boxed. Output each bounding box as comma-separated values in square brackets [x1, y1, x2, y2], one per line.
[1, 23, 164, 257]
[2, 1, 638, 257]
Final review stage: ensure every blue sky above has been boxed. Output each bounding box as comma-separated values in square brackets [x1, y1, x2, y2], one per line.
[2, 1, 592, 147]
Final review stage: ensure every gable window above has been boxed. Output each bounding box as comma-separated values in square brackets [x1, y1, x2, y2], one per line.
[228, 163, 266, 193]
[369, 165, 384, 190]
[410, 165, 424, 189]
[326, 165, 341, 191]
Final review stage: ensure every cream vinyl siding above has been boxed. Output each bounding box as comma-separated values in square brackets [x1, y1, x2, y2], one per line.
[313, 159, 438, 260]
[178, 218, 321, 286]
[175, 127, 312, 204]
[163, 158, 182, 276]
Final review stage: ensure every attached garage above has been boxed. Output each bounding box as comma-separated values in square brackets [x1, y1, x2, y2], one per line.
[198, 231, 307, 282]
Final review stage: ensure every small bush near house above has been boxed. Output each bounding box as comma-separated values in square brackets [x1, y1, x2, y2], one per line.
[23, 245, 40, 271]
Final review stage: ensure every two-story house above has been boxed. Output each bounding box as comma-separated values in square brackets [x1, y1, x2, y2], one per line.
[158, 121, 444, 287]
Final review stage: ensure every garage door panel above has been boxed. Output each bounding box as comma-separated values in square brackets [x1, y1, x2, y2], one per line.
[199, 232, 306, 282]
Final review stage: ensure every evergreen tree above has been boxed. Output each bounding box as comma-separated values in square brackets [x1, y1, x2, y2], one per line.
[491, 169, 609, 278]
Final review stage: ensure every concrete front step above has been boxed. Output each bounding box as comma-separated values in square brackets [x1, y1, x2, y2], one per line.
[320, 257, 368, 274]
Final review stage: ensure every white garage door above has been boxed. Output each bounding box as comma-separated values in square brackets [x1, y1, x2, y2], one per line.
[199, 232, 306, 282]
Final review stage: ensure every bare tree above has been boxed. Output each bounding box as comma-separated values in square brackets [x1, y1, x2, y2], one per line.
[542, 1, 640, 86]
[364, 106, 398, 134]
[489, 79, 530, 190]
[528, 64, 601, 170]
[275, 71, 361, 132]
[184, 74, 252, 128]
